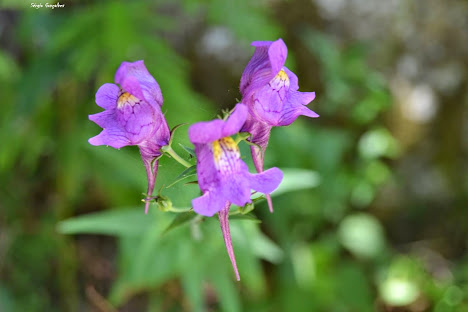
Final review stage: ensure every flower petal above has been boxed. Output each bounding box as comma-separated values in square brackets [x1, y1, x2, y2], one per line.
[283, 67, 299, 91]
[89, 110, 116, 129]
[221, 104, 248, 138]
[267, 39, 288, 76]
[189, 104, 248, 144]
[221, 169, 252, 207]
[241, 39, 287, 97]
[95, 83, 120, 109]
[239, 44, 270, 95]
[192, 190, 225, 217]
[189, 120, 225, 144]
[251, 41, 274, 47]
[277, 105, 319, 126]
[277, 91, 318, 126]
[119, 101, 158, 144]
[88, 128, 130, 149]
[150, 107, 171, 147]
[296, 91, 316, 105]
[119, 75, 145, 101]
[115, 60, 163, 107]
[88, 110, 131, 148]
[194, 143, 220, 190]
[247, 167, 283, 194]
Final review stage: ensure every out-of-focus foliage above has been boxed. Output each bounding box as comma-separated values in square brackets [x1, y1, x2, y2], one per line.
[1, 0, 468, 311]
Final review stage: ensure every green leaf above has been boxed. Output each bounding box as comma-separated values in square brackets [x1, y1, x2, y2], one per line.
[175, 164, 197, 180]
[162, 211, 198, 235]
[109, 211, 177, 304]
[169, 123, 189, 146]
[181, 250, 205, 312]
[57, 208, 153, 237]
[179, 143, 196, 157]
[88, 146, 147, 191]
[249, 227, 284, 264]
[209, 266, 241, 312]
[230, 213, 261, 223]
[271, 169, 321, 197]
[166, 165, 197, 188]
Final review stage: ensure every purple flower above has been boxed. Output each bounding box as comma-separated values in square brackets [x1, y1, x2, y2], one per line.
[239, 38, 318, 212]
[89, 61, 170, 214]
[189, 103, 283, 280]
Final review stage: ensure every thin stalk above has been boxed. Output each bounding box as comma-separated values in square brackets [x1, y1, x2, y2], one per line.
[163, 145, 192, 168]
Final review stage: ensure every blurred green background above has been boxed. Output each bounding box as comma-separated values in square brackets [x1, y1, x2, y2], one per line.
[1, 0, 468, 311]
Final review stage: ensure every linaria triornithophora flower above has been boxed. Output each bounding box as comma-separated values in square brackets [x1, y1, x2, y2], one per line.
[188, 103, 283, 280]
[88, 60, 170, 214]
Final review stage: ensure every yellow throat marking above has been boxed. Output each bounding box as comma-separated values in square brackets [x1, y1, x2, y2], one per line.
[117, 92, 139, 108]
[275, 69, 289, 82]
[212, 137, 240, 172]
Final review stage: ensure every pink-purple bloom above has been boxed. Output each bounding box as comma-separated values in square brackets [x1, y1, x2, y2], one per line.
[89, 61, 170, 213]
[188, 103, 283, 280]
[240, 38, 318, 212]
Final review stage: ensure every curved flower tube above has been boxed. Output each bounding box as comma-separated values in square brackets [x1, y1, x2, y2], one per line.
[189, 103, 283, 280]
[239, 38, 318, 212]
[88, 61, 170, 214]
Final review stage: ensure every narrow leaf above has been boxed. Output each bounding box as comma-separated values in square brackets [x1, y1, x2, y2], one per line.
[179, 143, 195, 157]
[169, 123, 188, 146]
[166, 165, 197, 188]
[162, 211, 198, 235]
[272, 169, 321, 197]
[57, 208, 152, 237]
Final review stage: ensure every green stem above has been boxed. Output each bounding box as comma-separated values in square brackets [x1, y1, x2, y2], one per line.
[234, 132, 251, 144]
[163, 145, 192, 168]
[168, 207, 192, 213]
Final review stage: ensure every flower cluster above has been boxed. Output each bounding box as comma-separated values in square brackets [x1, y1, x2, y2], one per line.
[89, 39, 317, 280]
